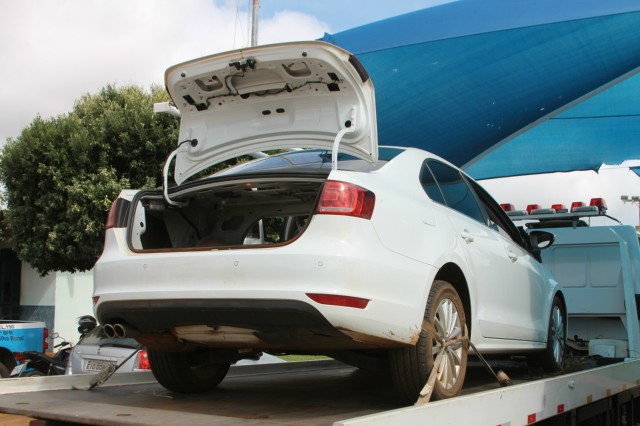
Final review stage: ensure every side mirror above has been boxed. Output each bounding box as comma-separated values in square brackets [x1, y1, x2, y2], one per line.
[529, 230, 555, 250]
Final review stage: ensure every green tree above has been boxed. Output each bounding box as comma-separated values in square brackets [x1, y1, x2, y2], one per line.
[0, 84, 179, 275]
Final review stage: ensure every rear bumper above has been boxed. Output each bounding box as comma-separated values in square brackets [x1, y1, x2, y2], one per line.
[94, 216, 438, 349]
[96, 298, 359, 350]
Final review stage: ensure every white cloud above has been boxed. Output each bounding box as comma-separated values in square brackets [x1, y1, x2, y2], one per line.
[259, 11, 329, 44]
[0, 0, 330, 142]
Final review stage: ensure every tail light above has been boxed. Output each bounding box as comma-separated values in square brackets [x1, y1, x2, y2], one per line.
[14, 353, 26, 363]
[43, 328, 49, 351]
[317, 181, 375, 220]
[136, 349, 150, 370]
[106, 198, 130, 229]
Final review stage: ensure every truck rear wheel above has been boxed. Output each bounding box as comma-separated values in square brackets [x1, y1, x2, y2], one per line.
[148, 348, 230, 393]
[0, 363, 9, 378]
[389, 280, 467, 404]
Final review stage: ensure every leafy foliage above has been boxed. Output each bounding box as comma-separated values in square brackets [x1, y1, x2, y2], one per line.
[0, 85, 179, 275]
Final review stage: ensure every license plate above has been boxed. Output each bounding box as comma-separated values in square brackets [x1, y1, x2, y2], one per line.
[85, 359, 116, 372]
[10, 363, 25, 376]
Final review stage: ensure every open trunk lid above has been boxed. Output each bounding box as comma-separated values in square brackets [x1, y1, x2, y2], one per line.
[164, 41, 378, 185]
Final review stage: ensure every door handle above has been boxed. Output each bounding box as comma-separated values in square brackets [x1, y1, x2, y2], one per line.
[461, 230, 474, 243]
[507, 248, 518, 262]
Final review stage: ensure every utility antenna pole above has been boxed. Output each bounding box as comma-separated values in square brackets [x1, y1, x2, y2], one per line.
[251, 0, 259, 47]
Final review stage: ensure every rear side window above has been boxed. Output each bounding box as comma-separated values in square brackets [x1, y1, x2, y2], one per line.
[419, 163, 445, 204]
[421, 160, 486, 224]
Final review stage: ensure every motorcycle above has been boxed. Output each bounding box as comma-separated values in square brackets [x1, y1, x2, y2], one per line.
[11, 334, 72, 377]
[11, 315, 97, 377]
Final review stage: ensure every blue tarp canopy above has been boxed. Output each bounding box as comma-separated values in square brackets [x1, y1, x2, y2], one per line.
[321, 0, 640, 179]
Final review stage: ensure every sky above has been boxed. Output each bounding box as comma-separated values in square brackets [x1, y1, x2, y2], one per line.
[0, 0, 451, 144]
[1, 0, 638, 227]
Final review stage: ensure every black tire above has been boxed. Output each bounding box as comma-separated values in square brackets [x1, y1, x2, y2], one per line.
[148, 349, 230, 393]
[389, 280, 468, 404]
[0, 363, 9, 378]
[531, 296, 566, 372]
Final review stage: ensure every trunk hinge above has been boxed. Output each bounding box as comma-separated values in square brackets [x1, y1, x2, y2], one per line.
[162, 139, 197, 207]
[331, 107, 356, 171]
[155, 101, 189, 207]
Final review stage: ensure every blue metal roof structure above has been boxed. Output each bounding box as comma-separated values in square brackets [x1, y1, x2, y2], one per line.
[320, 0, 640, 179]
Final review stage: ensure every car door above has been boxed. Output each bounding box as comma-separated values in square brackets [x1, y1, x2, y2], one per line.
[469, 180, 549, 342]
[421, 160, 545, 341]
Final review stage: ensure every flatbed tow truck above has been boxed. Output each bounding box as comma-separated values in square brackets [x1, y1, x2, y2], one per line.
[1, 200, 639, 425]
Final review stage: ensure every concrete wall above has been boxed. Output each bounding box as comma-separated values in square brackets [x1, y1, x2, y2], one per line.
[53, 270, 94, 344]
[19, 263, 55, 338]
[20, 264, 94, 346]
[20, 264, 55, 306]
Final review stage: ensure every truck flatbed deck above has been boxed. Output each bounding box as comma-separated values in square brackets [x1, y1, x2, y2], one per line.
[2, 358, 637, 425]
[0, 359, 524, 425]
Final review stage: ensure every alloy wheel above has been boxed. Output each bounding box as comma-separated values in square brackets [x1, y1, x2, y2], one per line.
[432, 297, 464, 390]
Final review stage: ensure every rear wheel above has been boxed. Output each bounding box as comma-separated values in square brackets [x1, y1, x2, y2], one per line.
[389, 280, 467, 404]
[531, 296, 566, 372]
[148, 349, 230, 393]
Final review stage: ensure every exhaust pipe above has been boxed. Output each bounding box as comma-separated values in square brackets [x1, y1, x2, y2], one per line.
[104, 323, 117, 338]
[113, 323, 139, 339]
[104, 323, 139, 339]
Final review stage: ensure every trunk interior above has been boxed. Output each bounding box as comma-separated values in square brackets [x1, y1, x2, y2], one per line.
[129, 174, 328, 251]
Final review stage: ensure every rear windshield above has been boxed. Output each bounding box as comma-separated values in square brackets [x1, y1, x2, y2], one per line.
[216, 147, 404, 177]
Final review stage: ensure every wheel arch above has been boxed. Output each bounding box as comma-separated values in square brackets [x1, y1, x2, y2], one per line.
[553, 290, 567, 312]
[434, 262, 471, 336]
[552, 289, 568, 330]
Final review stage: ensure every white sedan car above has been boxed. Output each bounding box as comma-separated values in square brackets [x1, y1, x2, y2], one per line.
[93, 41, 565, 404]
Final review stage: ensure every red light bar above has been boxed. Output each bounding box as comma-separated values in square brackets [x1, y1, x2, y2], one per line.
[306, 293, 370, 309]
[590, 198, 608, 212]
[526, 204, 542, 214]
[551, 204, 568, 213]
[500, 203, 516, 212]
[570, 201, 586, 212]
